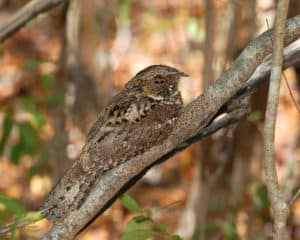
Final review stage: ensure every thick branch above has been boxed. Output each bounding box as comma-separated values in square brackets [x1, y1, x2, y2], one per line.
[43, 15, 300, 239]
[263, 0, 289, 239]
[0, 0, 68, 42]
[236, 38, 300, 98]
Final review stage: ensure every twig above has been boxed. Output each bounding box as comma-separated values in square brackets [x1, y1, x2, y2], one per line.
[289, 187, 300, 207]
[0, 209, 48, 235]
[263, 0, 290, 239]
[65, 0, 81, 68]
[267, 18, 300, 116]
[0, 0, 68, 42]
[235, 38, 300, 99]
[203, 0, 215, 88]
[283, 75, 300, 115]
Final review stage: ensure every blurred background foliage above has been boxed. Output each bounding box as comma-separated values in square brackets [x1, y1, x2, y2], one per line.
[0, 0, 300, 239]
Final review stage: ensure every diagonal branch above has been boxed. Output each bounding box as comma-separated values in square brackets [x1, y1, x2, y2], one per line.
[236, 38, 300, 99]
[0, 0, 68, 42]
[43, 15, 300, 239]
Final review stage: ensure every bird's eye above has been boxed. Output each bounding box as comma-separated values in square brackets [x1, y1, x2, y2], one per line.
[154, 78, 165, 84]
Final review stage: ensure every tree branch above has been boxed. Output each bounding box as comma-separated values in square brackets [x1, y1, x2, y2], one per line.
[263, 0, 290, 239]
[0, 0, 68, 42]
[236, 38, 300, 99]
[43, 15, 300, 239]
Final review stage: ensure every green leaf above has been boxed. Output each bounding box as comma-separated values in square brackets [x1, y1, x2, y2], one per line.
[123, 216, 151, 233]
[21, 211, 45, 222]
[0, 195, 27, 239]
[133, 215, 151, 223]
[123, 219, 140, 233]
[252, 183, 268, 215]
[41, 74, 54, 90]
[157, 19, 170, 31]
[154, 222, 168, 233]
[120, 194, 141, 212]
[44, 93, 64, 106]
[143, 209, 152, 218]
[22, 58, 43, 71]
[21, 96, 35, 112]
[169, 235, 183, 240]
[21, 96, 45, 127]
[30, 109, 45, 128]
[187, 18, 198, 37]
[25, 19, 37, 29]
[118, 0, 130, 23]
[121, 230, 159, 240]
[191, 227, 200, 240]
[0, 194, 26, 217]
[18, 122, 39, 155]
[0, 114, 13, 154]
[10, 142, 22, 165]
[27, 144, 48, 178]
[27, 165, 40, 178]
[186, 17, 204, 42]
[0, 209, 45, 237]
[222, 222, 238, 240]
[247, 111, 262, 123]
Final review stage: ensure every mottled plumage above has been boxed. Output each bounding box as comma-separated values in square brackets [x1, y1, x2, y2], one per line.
[41, 65, 187, 221]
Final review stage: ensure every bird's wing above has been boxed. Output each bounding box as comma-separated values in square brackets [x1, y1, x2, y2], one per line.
[42, 93, 154, 221]
[86, 92, 138, 141]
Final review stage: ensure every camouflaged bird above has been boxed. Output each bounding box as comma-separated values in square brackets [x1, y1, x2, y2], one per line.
[41, 65, 187, 221]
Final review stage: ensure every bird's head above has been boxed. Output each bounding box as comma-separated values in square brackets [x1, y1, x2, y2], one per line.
[126, 65, 188, 100]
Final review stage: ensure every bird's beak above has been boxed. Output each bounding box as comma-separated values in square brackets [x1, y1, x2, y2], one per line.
[179, 71, 189, 77]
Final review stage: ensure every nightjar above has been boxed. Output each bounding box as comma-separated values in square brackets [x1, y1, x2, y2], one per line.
[41, 65, 187, 221]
